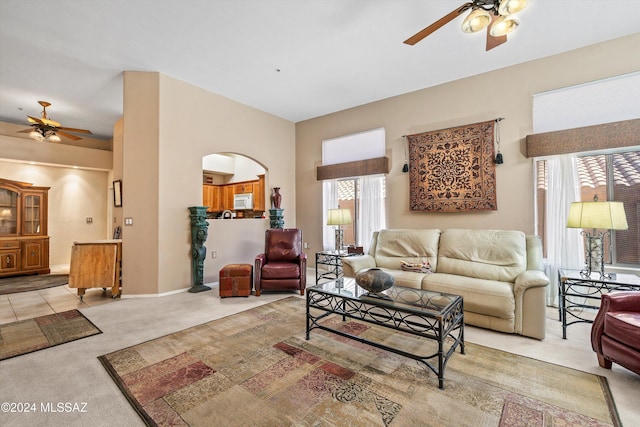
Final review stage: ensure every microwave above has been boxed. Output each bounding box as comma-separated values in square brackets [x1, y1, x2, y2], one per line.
[233, 193, 253, 210]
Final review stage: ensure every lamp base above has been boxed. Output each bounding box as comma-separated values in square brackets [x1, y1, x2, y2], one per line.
[580, 232, 613, 279]
[334, 228, 344, 252]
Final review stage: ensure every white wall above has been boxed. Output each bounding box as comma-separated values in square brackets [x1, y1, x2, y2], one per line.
[225, 154, 266, 183]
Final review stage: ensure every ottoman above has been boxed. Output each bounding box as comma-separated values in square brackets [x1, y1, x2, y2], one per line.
[219, 264, 253, 297]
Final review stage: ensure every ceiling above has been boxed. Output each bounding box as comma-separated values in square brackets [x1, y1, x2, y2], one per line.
[1, 0, 639, 140]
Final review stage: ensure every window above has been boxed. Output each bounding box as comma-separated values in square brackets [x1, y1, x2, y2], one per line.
[536, 150, 640, 267]
[323, 175, 386, 252]
[336, 179, 358, 247]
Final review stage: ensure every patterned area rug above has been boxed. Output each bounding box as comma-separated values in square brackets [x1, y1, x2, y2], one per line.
[0, 274, 69, 295]
[99, 297, 620, 427]
[0, 309, 101, 361]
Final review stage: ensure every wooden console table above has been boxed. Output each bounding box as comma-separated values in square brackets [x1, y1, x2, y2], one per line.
[69, 240, 122, 300]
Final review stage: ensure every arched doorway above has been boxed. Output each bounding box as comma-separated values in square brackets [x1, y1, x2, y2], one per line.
[201, 152, 267, 219]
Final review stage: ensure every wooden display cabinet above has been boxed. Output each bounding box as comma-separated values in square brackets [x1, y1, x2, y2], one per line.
[0, 178, 50, 277]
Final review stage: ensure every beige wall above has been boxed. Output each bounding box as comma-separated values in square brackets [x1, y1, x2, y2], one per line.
[0, 127, 113, 266]
[0, 160, 110, 265]
[295, 34, 640, 258]
[121, 71, 295, 295]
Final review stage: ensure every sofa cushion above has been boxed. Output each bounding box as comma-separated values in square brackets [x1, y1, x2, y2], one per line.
[423, 273, 515, 320]
[381, 268, 426, 289]
[374, 229, 441, 271]
[436, 229, 527, 282]
[261, 262, 300, 279]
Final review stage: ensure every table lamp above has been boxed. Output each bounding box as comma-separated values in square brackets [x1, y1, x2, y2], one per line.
[327, 208, 352, 252]
[566, 196, 628, 279]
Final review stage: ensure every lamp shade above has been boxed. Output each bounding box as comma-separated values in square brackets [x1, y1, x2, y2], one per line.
[327, 208, 352, 226]
[567, 201, 628, 230]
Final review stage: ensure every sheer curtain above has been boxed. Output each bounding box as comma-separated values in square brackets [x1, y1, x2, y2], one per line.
[359, 175, 386, 253]
[544, 154, 584, 306]
[322, 179, 339, 251]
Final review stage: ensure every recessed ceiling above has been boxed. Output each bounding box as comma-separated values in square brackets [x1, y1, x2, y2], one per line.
[1, 0, 639, 140]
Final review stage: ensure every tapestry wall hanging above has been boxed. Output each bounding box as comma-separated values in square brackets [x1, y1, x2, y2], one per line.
[407, 120, 497, 212]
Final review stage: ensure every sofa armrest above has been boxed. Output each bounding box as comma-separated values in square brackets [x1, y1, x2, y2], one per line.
[591, 291, 640, 353]
[514, 270, 549, 340]
[342, 255, 376, 277]
[514, 270, 549, 297]
[254, 253, 266, 290]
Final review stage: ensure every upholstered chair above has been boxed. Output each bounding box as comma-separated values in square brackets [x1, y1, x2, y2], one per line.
[254, 228, 306, 296]
[591, 291, 640, 376]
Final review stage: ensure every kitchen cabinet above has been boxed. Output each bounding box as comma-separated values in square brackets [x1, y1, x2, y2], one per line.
[203, 185, 223, 212]
[253, 175, 265, 211]
[223, 186, 234, 210]
[202, 175, 266, 214]
[234, 183, 253, 194]
[0, 178, 50, 277]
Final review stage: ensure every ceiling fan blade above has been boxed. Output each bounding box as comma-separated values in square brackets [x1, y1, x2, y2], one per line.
[17, 128, 34, 134]
[486, 15, 508, 51]
[58, 126, 92, 134]
[404, 2, 473, 45]
[27, 115, 44, 125]
[56, 130, 82, 141]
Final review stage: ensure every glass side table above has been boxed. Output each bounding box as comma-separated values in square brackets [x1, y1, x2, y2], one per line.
[315, 250, 362, 284]
[558, 268, 640, 339]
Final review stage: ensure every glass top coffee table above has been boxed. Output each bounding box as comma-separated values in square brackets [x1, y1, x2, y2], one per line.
[306, 277, 464, 389]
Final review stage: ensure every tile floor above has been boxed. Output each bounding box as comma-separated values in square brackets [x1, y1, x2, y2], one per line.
[0, 265, 117, 325]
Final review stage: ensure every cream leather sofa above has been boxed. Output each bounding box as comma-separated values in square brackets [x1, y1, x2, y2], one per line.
[342, 229, 549, 340]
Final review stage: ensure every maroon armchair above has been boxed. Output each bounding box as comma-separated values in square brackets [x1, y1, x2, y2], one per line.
[591, 291, 640, 376]
[254, 228, 306, 296]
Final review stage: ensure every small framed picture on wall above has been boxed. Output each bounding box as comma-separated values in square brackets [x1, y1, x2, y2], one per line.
[113, 180, 123, 207]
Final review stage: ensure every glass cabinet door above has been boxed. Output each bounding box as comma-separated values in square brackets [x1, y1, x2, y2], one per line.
[23, 193, 42, 235]
[0, 188, 18, 235]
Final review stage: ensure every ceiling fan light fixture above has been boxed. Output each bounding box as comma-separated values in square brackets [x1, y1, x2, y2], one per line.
[489, 15, 519, 37]
[497, 0, 528, 16]
[462, 8, 492, 33]
[48, 133, 61, 143]
[29, 130, 44, 142]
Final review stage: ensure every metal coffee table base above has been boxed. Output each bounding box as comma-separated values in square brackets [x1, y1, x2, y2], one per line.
[306, 287, 464, 389]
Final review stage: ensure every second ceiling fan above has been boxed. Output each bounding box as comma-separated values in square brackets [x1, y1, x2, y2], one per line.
[18, 100, 92, 142]
[404, 0, 529, 51]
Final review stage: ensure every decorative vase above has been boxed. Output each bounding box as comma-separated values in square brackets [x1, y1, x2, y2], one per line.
[271, 187, 282, 209]
[355, 268, 395, 294]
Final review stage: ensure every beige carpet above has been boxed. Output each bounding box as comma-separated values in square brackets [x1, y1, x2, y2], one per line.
[0, 309, 101, 361]
[99, 297, 620, 427]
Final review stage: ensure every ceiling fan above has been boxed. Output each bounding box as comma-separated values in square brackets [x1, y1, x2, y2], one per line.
[404, 0, 529, 51]
[18, 100, 92, 142]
